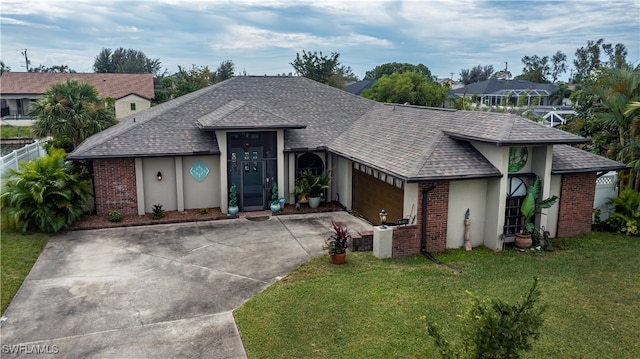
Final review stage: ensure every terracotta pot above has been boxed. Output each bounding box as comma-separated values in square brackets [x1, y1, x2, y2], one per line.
[514, 233, 533, 249]
[331, 252, 346, 265]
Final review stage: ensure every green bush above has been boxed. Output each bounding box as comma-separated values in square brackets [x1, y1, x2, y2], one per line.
[152, 204, 165, 220]
[426, 278, 545, 359]
[606, 187, 640, 235]
[200, 208, 208, 214]
[1, 149, 90, 233]
[108, 210, 122, 222]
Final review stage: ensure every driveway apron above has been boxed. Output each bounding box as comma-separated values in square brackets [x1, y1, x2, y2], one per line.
[1, 212, 371, 358]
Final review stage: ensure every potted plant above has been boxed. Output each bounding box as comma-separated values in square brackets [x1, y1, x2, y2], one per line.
[516, 176, 558, 249]
[270, 183, 280, 213]
[324, 221, 350, 264]
[228, 184, 239, 215]
[296, 169, 331, 209]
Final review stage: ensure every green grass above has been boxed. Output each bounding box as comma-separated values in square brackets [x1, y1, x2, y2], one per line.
[234, 232, 640, 358]
[0, 126, 33, 138]
[1, 229, 47, 314]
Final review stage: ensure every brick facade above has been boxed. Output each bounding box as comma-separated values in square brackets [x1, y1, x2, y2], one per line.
[392, 225, 420, 257]
[93, 158, 138, 216]
[556, 172, 597, 237]
[391, 181, 449, 257]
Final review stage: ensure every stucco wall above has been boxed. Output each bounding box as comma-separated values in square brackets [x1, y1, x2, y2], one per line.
[447, 179, 488, 248]
[182, 156, 220, 210]
[142, 157, 177, 212]
[331, 155, 353, 209]
[547, 174, 562, 237]
[114, 94, 151, 119]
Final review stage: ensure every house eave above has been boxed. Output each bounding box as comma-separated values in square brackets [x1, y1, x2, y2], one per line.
[552, 165, 630, 174]
[444, 132, 591, 146]
[67, 150, 221, 160]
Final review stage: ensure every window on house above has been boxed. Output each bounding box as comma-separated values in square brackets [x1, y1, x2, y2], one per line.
[130, 103, 136, 111]
[504, 176, 528, 236]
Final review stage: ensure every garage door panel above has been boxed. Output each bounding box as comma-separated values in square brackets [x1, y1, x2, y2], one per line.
[352, 169, 403, 225]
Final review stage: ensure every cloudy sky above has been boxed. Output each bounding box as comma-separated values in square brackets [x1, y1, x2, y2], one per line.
[1, 0, 638, 82]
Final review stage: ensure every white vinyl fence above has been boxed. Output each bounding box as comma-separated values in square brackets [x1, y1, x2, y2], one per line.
[0, 139, 47, 187]
[593, 171, 619, 221]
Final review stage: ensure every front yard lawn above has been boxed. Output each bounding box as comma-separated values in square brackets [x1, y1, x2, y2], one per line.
[1, 229, 47, 314]
[234, 232, 640, 358]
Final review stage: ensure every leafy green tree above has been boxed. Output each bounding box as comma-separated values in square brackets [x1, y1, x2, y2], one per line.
[572, 39, 628, 82]
[212, 60, 235, 83]
[549, 82, 572, 106]
[1, 149, 91, 233]
[550, 51, 567, 83]
[29, 64, 76, 73]
[290, 50, 356, 88]
[28, 79, 117, 149]
[515, 55, 550, 83]
[93, 47, 162, 76]
[0, 60, 10, 74]
[460, 65, 494, 85]
[364, 62, 433, 80]
[362, 71, 447, 107]
[568, 67, 640, 189]
[172, 65, 213, 98]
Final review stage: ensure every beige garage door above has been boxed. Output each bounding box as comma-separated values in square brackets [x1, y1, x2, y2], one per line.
[352, 168, 403, 225]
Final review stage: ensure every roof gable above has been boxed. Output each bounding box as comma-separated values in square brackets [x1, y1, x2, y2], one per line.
[196, 99, 306, 130]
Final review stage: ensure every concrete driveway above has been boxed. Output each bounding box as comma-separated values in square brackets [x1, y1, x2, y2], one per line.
[1, 212, 372, 358]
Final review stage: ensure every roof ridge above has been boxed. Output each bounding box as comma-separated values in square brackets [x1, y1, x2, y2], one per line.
[410, 131, 445, 177]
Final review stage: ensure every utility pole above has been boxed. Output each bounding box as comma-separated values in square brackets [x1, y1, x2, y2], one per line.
[21, 49, 30, 71]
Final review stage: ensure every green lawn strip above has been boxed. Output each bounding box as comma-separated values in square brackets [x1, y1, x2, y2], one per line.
[0, 126, 33, 138]
[234, 233, 640, 358]
[1, 229, 48, 314]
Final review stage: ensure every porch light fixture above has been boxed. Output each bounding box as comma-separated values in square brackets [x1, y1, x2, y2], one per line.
[157, 171, 163, 181]
[379, 209, 388, 229]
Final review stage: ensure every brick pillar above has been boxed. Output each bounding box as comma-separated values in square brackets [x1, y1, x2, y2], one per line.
[416, 181, 449, 253]
[557, 172, 597, 237]
[93, 158, 138, 215]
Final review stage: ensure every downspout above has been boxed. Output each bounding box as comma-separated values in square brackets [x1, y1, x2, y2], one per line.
[420, 183, 462, 273]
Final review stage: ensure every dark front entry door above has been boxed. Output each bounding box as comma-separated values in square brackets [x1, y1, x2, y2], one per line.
[228, 132, 278, 212]
[241, 159, 265, 211]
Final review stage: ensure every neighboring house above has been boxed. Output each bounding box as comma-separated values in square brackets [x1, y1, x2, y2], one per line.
[68, 76, 625, 255]
[0, 72, 155, 119]
[450, 79, 558, 107]
[344, 79, 376, 95]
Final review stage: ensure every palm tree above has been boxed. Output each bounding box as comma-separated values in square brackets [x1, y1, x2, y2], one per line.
[1, 149, 91, 233]
[592, 67, 640, 148]
[28, 79, 117, 149]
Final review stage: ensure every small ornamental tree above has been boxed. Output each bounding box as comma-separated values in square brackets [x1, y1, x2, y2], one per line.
[1, 149, 90, 233]
[426, 278, 545, 359]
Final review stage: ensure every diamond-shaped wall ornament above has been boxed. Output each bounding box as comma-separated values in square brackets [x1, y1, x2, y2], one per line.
[190, 160, 210, 182]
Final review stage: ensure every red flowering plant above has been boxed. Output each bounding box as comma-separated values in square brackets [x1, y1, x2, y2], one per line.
[325, 221, 351, 255]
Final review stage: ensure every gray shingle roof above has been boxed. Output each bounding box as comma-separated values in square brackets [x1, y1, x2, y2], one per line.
[196, 99, 306, 130]
[69, 76, 625, 180]
[552, 145, 629, 173]
[451, 79, 557, 96]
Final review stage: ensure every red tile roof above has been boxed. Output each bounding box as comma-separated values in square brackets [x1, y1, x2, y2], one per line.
[0, 72, 154, 100]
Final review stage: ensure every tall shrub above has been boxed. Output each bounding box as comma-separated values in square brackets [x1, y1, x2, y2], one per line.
[1, 149, 90, 233]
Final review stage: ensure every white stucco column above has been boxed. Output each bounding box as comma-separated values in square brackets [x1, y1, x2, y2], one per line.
[216, 131, 228, 213]
[373, 226, 393, 259]
[175, 157, 184, 212]
[277, 130, 285, 199]
[135, 158, 145, 215]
